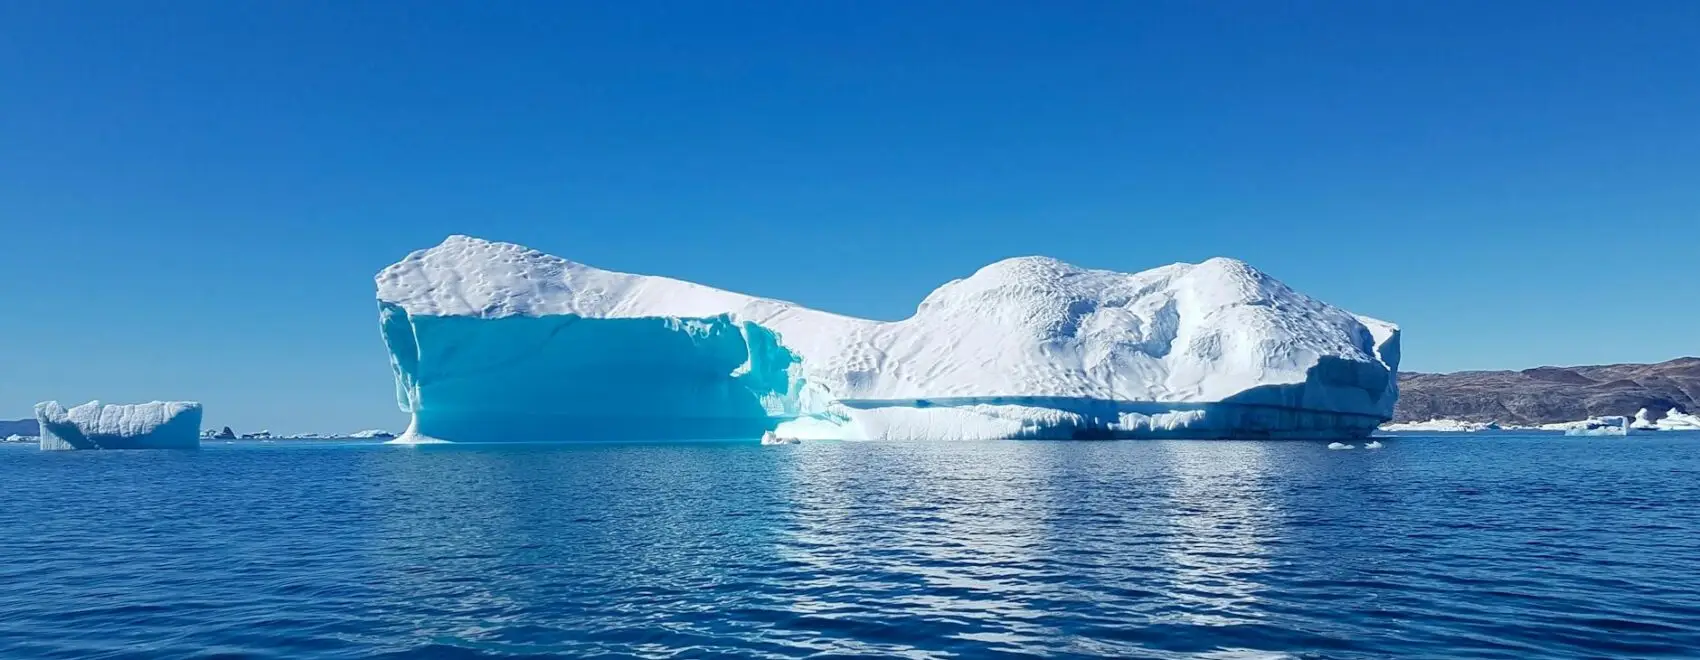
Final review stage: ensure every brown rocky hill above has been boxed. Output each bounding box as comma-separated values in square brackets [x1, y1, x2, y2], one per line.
[1393, 357, 1700, 425]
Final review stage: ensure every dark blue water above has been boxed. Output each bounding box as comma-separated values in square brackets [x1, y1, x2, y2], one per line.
[2, 434, 1698, 659]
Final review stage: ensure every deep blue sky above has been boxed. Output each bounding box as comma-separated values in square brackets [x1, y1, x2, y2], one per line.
[2, 1, 1696, 431]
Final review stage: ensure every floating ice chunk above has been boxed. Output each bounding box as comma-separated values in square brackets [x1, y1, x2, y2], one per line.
[1657, 409, 1700, 431]
[3, 434, 36, 444]
[376, 236, 1400, 442]
[1364, 440, 1383, 449]
[349, 429, 397, 439]
[35, 400, 201, 451]
[1327, 442, 1355, 450]
[1633, 408, 1700, 431]
[1380, 418, 1498, 432]
[759, 431, 801, 445]
[1560, 416, 1630, 436]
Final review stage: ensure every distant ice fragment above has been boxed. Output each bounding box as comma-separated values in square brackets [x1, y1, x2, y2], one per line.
[1364, 440, 1383, 449]
[35, 400, 201, 451]
[349, 429, 397, 439]
[376, 236, 1401, 442]
[3, 434, 35, 444]
[1632, 407, 1700, 431]
[760, 431, 801, 445]
[1657, 409, 1700, 431]
[1327, 442, 1355, 450]
[1380, 418, 1498, 432]
[1560, 416, 1630, 436]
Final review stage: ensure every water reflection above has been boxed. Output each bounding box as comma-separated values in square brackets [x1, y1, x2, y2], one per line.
[775, 441, 1290, 657]
[1154, 441, 1281, 627]
[777, 442, 1064, 654]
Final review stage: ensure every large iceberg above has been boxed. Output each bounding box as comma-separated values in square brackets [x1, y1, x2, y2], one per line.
[376, 236, 1400, 442]
[35, 400, 203, 450]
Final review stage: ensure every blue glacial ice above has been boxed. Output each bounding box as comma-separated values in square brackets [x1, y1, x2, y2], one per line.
[376, 236, 1400, 442]
[35, 400, 203, 450]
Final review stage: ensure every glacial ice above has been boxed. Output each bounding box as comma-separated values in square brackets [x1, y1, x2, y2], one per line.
[376, 236, 1401, 442]
[1558, 416, 1630, 437]
[1633, 408, 1700, 431]
[35, 400, 202, 450]
[1380, 418, 1499, 432]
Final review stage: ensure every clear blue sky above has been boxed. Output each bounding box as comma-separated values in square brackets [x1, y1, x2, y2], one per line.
[2, 1, 1696, 431]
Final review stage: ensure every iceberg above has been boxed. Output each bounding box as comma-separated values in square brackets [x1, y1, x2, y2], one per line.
[1558, 416, 1630, 437]
[35, 400, 202, 450]
[349, 429, 397, 439]
[1633, 408, 1700, 431]
[376, 236, 1400, 442]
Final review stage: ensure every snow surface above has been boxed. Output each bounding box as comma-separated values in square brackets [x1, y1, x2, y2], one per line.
[35, 400, 202, 450]
[376, 236, 1401, 442]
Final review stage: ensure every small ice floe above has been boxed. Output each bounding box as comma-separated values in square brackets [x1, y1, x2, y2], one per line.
[1327, 442, 1355, 450]
[760, 431, 801, 446]
[1364, 440, 1383, 449]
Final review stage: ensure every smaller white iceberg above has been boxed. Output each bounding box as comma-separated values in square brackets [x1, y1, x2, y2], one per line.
[1559, 416, 1630, 437]
[349, 429, 397, 439]
[1364, 440, 1383, 449]
[36, 400, 202, 451]
[3, 434, 36, 444]
[1380, 419, 1498, 433]
[1327, 442, 1355, 450]
[1633, 408, 1700, 431]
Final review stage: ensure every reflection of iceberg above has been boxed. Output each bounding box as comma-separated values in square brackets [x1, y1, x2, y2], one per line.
[1155, 442, 1280, 628]
[377, 236, 1400, 442]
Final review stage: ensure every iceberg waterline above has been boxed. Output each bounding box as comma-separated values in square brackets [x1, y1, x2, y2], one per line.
[377, 236, 1401, 442]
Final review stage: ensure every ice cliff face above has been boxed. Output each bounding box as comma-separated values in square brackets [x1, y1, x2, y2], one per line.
[377, 236, 1400, 441]
[35, 400, 203, 450]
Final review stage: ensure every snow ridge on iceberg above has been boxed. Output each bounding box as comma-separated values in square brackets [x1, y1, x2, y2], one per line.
[377, 236, 1400, 441]
[36, 400, 202, 450]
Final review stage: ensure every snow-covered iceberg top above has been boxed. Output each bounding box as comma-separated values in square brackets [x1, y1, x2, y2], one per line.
[35, 400, 202, 450]
[377, 236, 1400, 441]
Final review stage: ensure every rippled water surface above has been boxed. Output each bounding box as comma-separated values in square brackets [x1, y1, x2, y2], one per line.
[3, 434, 1699, 659]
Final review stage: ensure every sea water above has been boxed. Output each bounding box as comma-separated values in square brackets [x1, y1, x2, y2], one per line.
[1, 433, 1697, 658]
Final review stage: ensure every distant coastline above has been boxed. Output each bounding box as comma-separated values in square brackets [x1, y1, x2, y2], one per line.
[1394, 357, 1698, 425]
